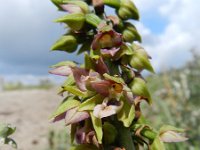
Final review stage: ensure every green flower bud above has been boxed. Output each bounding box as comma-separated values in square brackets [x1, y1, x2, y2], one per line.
[129, 77, 152, 104]
[51, 35, 78, 52]
[55, 13, 85, 31]
[123, 23, 141, 42]
[129, 45, 154, 73]
[118, 0, 139, 20]
[85, 13, 102, 27]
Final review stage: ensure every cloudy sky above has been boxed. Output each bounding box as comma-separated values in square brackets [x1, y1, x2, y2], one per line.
[0, 0, 199, 83]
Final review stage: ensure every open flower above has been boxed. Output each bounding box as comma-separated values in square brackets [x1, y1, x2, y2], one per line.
[91, 24, 123, 57]
[93, 98, 123, 118]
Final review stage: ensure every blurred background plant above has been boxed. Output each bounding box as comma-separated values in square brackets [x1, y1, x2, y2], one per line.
[144, 49, 200, 150]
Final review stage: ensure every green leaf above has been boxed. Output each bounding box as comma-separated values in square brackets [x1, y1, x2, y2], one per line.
[49, 97, 80, 120]
[55, 13, 85, 31]
[0, 124, 17, 149]
[150, 136, 166, 150]
[129, 78, 152, 104]
[50, 61, 76, 68]
[117, 97, 135, 127]
[78, 94, 104, 111]
[63, 86, 86, 97]
[85, 14, 102, 27]
[0, 124, 16, 137]
[90, 112, 103, 144]
[51, 35, 78, 52]
[103, 122, 117, 144]
[4, 138, 17, 149]
[103, 73, 124, 84]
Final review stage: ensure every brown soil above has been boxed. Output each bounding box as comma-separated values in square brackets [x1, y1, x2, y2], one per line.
[0, 89, 66, 150]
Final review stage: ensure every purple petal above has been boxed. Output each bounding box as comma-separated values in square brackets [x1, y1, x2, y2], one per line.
[60, 4, 82, 13]
[96, 57, 109, 75]
[160, 131, 188, 143]
[49, 66, 72, 76]
[71, 67, 89, 91]
[65, 107, 89, 126]
[76, 127, 86, 144]
[93, 100, 123, 118]
[51, 112, 66, 122]
[101, 47, 120, 57]
[90, 80, 111, 96]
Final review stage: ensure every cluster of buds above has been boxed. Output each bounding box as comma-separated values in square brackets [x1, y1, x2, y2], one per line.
[49, 0, 187, 149]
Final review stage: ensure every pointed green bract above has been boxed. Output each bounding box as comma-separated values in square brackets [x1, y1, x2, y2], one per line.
[117, 97, 135, 127]
[51, 35, 78, 52]
[49, 97, 80, 120]
[84, 53, 95, 70]
[78, 94, 104, 111]
[63, 86, 86, 97]
[90, 112, 103, 144]
[103, 73, 124, 84]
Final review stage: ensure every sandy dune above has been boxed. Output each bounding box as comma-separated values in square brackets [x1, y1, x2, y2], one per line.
[0, 89, 67, 150]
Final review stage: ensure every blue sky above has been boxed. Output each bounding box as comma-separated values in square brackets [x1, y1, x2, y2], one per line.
[0, 0, 200, 83]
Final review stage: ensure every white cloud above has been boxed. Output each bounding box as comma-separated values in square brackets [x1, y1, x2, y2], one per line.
[134, 0, 200, 71]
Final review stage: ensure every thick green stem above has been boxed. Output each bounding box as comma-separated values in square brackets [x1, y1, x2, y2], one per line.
[116, 122, 135, 150]
[141, 128, 157, 141]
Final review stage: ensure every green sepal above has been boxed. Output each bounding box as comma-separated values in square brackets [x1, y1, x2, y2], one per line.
[51, 35, 78, 52]
[49, 96, 80, 120]
[90, 112, 103, 144]
[117, 97, 135, 127]
[78, 94, 104, 111]
[63, 86, 86, 97]
[55, 13, 85, 31]
[103, 73, 125, 84]
[85, 14, 102, 27]
[129, 78, 152, 104]
[103, 122, 117, 145]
